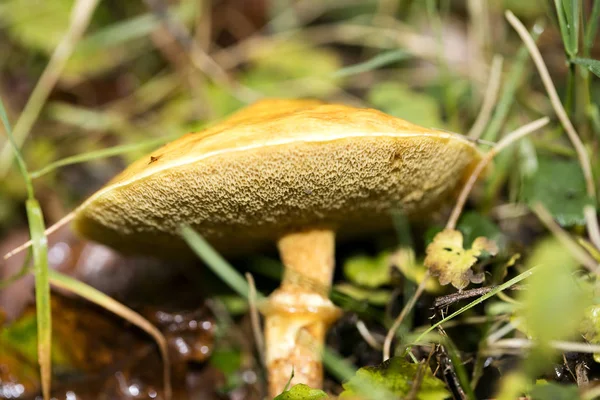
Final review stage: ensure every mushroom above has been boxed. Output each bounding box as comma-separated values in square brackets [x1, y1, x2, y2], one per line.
[72, 98, 482, 396]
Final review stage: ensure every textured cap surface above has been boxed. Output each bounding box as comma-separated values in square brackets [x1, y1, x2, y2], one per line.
[73, 98, 483, 256]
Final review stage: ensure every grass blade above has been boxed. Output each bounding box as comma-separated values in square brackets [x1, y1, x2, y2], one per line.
[571, 57, 600, 78]
[482, 22, 544, 142]
[332, 50, 410, 78]
[25, 199, 52, 400]
[554, 0, 578, 57]
[30, 135, 179, 179]
[412, 267, 536, 346]
[47, 270, 172, 399]
[1, 97, 52, 400]
[180, 225, 263, 300]
[0, 0, 101, 177]
[584, 0, 600, 54]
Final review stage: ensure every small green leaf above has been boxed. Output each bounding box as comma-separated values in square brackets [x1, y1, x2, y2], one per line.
[521, 156, 595, 226]
[274, 384, 328, 400]
[530, 381, 581, 400]
[333, 283, 392, 306]
[571, 57, 600, 78]
[343, 252, 392, 288]
[210, 348, 242, 376]
[457, 211, 503, 249]
[339, 357, 449, 400]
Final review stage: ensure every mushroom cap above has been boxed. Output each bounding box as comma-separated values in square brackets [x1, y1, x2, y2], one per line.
[73, 99, 483, 257]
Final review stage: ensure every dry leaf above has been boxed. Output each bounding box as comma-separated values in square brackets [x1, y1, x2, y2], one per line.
[424, 229, 498, 290]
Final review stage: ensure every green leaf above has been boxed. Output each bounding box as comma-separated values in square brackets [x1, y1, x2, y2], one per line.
[333, 283, 392, 306]
[274, 384, 328, 400]
[571, 57, 600, 78]
[339, 357, 449, 400]
[521, 156, 596, 226]
[343, 252, 392, 288]
[210, 348, 242, 376]
[0, 0, 74, 53]
[457, 211, 504, 249]
[519, 237, 592, 346]
[367, 82, 443, 129]
[530, 381, 581, 400]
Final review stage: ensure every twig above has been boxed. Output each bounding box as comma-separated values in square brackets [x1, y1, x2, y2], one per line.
[3, 212, 75, 260]
[0, 0, 101, 177]
[447, 117, 550, 230]
[245, 272, 266, 367]
[356, 320, 383, 350]
[505, 11, 600, 251]
[531, 203, 599, 273]
[383, 272, 430, 361]
[468, 55, 504, 140]
[489, 338, 600, 354]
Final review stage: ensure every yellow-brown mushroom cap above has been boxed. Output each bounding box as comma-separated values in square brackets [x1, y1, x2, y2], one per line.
[73, 98, 483, 257]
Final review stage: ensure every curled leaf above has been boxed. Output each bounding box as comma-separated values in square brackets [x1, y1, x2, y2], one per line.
[424, 229, 498, 290]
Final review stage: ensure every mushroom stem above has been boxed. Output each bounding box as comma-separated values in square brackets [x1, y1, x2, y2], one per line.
[262, 229, 341, 397]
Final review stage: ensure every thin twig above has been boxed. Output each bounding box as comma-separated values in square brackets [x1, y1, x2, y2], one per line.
[0, 0, 101, 177]
[356, 320, 383, 350]
[383, 272, 430, 361]
[489, 338, 600, 354]
[3, 212, 75, 260]
[468, 55, 504, 140]
[505, 11, 600, 250]
[447, 117, 550, 230]
[531, 203, 599, 273]
[245, 272, 266, 368]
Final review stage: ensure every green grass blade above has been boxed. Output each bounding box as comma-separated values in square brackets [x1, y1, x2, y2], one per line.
[1, 96, 52, 400]
[0, 98, 33, 198]
[482, 23, 544, 142]
[554, 0, 577, 57]
[47, 269, 172, 399]
[412, 267, 536, 346]
[0, 0, 100, 178]
[332, 50, 411, 78]
[571, 57, 600, 78]
[30, 134, 179, 179]
[584, 0, 600, 55]
[0, 257, 31, 289]
[180, 225, 263, 300]
[25, 199, 52, 400]
[564, 0, 579, 56]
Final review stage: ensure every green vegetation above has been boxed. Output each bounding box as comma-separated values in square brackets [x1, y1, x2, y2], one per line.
[1, 1, 600, 399]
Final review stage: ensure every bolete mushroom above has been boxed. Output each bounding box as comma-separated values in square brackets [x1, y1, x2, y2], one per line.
[72, 98, 482, 396]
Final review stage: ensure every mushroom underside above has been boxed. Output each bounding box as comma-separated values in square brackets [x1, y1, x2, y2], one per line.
[74, 135, 477, 258]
